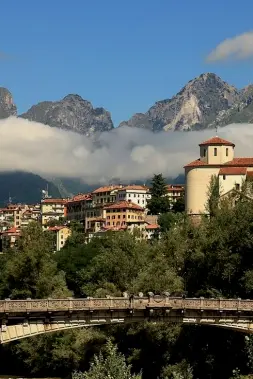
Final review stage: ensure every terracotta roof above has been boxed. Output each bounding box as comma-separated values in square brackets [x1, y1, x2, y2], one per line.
[92, 185, 122, 194]
[199, 137, 235, 147]
[3, 227, 20, 234]
[67, 194, 92, 204]
[185, 157, 253, 168]
[41, 199, 67, 204]
[247, 171, 253, 177]
[167, 185, 184, 192]
[48, 226, 68, 231]
[71, 193, 91, 201]
[145, 224, 159, 230]
[184, 159, 208, 168]
[104, 200, 144, 211]
[224, 158, 253, 167]
[0, 208, 16, 212]
[219, 167, 247, 175]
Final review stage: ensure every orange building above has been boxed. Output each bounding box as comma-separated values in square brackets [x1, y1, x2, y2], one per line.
[104, 200, 145, 230]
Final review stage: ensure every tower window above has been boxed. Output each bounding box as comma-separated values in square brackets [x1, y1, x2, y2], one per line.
[226, 148, 228, 156]
[223, 175, 226, 180]
[203, 149, 206, 157]
[214, 148, 217, 156]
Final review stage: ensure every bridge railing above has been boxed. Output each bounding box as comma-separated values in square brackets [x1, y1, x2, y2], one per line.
[0, 297, 253, 313]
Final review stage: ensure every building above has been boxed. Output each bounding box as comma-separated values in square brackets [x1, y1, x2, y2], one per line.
[0, 227, 21, 251]
[66, 194, 92, 222]
[92, 185, 123, 206]
[104, 200, 145, 233]
[184, 136, 253, 215]
[14, 204, 40, 229]
[144, 223, 160, 240]
[41, 199, 67, 227]
[116, 185, 151, 209]
[166, 185, 184, 204]
[47, 226, 71, 251]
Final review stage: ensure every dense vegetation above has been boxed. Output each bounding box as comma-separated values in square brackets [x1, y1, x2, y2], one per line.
[0, 175, 253, 378]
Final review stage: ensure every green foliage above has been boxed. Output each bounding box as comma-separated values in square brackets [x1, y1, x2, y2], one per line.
[3, 182, 253, 378]
[73, 339, 142, 379]
[0, 222, 71, 299]
[161, 360, 193, 379]
[147, 174, 171, 215]
[77, 233, 151, 296]
[172, 197, 185, 213]
[206, 175, 220, 216]
[14, 328, 106, 376]
[45, 218, 66, 227]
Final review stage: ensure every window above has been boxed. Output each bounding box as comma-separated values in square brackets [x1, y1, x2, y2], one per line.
[214, 148, 217, 156]
[204, 149, 206, 157]
[226, 148, 228, 157]
[118, 215, 120, 219]
[223, 175, 226, 180]
[123, 215, 126, 219]
[112, 215, 115, 219]
[235, 183, 240, 190]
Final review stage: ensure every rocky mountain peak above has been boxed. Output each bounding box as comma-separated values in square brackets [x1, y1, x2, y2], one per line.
[119, 73, 238, 131]
[0, 87, 17, 119]
[20, 94, 114, 136]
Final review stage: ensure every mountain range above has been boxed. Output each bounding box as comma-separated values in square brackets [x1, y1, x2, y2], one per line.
[1, 72, 253, 203]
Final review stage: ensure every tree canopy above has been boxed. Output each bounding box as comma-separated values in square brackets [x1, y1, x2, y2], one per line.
[1, 180, 253, 379]
[147, 174, 171, 215]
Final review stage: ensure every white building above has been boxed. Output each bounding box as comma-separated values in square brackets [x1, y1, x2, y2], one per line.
[116, 185, 151, 209]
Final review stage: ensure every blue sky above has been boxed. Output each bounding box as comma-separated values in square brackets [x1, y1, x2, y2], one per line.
[1, 0, 253, 126]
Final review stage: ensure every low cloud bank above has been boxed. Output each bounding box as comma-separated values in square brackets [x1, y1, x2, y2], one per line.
[207, 31, 253, 62]
[0, 117, 252, 184]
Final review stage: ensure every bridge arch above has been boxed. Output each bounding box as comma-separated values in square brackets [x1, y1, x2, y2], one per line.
[1, 296, 253, 343]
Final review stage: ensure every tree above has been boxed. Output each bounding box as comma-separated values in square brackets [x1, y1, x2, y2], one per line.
[206, 175, 220, 217]
[147, 174, 171, 215]
[13, 328, 106, 376]
[161, 360, 193, 379]
[172, 196, 185, 213]
[72, 339, 142, 379]
[0, 222, 71, 299]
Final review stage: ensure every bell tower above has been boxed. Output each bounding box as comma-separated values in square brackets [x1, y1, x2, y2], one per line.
[199, 137, 235, 165]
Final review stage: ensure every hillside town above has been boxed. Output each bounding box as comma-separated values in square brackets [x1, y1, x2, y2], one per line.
[1, 135, 252, 253]
[0, 182, 184, 252]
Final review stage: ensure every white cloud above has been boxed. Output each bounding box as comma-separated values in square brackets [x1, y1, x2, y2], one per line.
[0, 117, 252, 184]
[207, 31, 253, 62]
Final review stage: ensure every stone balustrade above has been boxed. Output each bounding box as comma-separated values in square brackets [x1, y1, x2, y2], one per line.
[0, 296, 252, 313]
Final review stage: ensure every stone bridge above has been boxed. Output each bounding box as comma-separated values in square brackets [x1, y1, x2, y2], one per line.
[1, 296, 253, 344]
